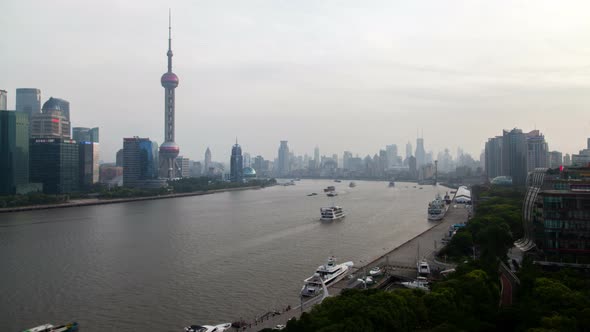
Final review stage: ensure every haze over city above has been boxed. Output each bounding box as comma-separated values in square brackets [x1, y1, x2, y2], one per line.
[2, 0, 589, 161]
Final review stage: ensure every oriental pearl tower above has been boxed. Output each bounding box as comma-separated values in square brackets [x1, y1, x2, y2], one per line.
[159, 11, 181, 179]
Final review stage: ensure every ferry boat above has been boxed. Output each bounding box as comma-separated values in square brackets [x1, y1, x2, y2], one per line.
[184, 323, 232, 332]
[427, 194, 447, 221]
[326, 191, 338, 197]
[323, 186, 335, 193]
[334, 179, 342, 183]
[301, 257, 353, 297]
[444, 192, 452, 204]
[23, 322, 79, 332]
[349, 181, 356, 188]
[320, 206, 345, 221]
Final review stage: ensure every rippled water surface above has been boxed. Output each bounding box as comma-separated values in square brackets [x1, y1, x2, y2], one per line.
[0, 180, 446, 331]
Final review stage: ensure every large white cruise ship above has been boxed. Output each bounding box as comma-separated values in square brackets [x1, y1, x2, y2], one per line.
[301, 257, 353, 297]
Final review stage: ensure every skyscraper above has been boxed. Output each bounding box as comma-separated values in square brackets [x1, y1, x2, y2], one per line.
[278, 140, 290, 176]
[204, 147, 211, 175]
[485, 136, 503, 179]
[15, 88, 41, 117]
[386, 144, 398, 168]
[0, 110, 29, 194]
[123, 137, 161, 188]
[41, 97, 70, 121]
[314, 146, 320, 168]
[526, 130, 549, 171]
[415, 137, 425, 168]
[31, 98, 71, 139]
[79, 142, 100, 189]
[502, 128, 527, 186]
[549, 151, 563, 168]
[230, 140, 243, 183]
[159, 12, 181, 180]
[30, 138, 79, 194]
[0, 90, 7, 110]
[73, 127, 99, 143]
[406, 141, 413, 159]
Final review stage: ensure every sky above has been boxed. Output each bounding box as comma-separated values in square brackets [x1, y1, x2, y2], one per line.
[2, 0, 590, 163]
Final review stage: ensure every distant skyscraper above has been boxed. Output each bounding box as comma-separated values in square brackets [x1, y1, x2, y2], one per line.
[502, 128, 528, 186]
[30, 138, 79, 194]
[0, 90, 7, 110]
[176, 156, 190, 178]
[587, 138, 590, 150]
[343, 151, 353, 170]
[278, 141, 290, 176]
[526, 130, 549, 171]
[243, 152, 251, 168]
[485, 136, 503, 179]
[549, 151, 563, 168]
[0, 110, 29, 194]
[30, 108, 70, 139]
[72, 127, 99, 143]
[564, 153, 572, 166]
[415, 137, 425, 168]
[41, 97, 70, 121]
[230, 140, 243, 183]
[314, 146, 320, 168]
[123, 137, 160, 188]
[386, 144, 398, 168]
[406, 141, 413, 159]
[78, 142, 99, 188]
[15, 88, 41, 117]
[116, 149, 124, 167]
[159, 12, 181, 180]
[204, 147, 211, 174]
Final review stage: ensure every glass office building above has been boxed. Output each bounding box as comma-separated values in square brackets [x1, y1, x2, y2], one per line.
[0, 111, 30, 194]
[30, 138, 79, 194]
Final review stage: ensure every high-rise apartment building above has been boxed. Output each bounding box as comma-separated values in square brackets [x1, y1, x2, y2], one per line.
[502, 128, 528, 186]
[30, 138, 79, 194]
[484, 136, 503, 179]
[0, 110, 30, 194]
[0, 90, 7, 110]
[277, 141, 290, 176]
[15, 88, 41, 116]
[123, 137, 161, 188]
[230, 141, 243, 182]
[72, 127, 99, 143]
[526, 130, 549, 171]
[78, 142, 99, 188]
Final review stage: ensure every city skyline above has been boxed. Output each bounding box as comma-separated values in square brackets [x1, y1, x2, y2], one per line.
[2, 1, 590, 162]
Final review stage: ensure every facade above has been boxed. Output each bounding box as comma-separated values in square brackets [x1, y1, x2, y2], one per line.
[230, 141, 244, 182]
[72, 127, 99, 143]
[277, 140, 290, 176]
[176, 156, 190, 178]
[549, 151, 563, 169]
[406, 141, 413, 159]
[30, 138, 79, 194]
[123, 137, 162, 188]
[99, 165, 123, 186]
[159, 15, 181, 179]
[485, 136, 503, 179]
[526, 130, 549, 171]
[502, 128, 528, 186]
[31, 109, 70, 139]
[78, 142, 100, 188]
[0, 90, 6, 110]
[15, 88, 41, 117]
[415, 138, 425, 168]
[0, 111, 30, 194]
[519, 167, 590, 263]
[116, 149, 124, 167]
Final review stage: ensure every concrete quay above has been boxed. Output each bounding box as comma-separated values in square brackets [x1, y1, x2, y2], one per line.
[239, 204, 470, 331]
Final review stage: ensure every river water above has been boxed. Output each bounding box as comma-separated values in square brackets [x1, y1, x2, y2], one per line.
[0, 180, 446, 331]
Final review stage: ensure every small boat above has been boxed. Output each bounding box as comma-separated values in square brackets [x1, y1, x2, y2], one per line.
[389, 180, 395, 187]
[349, 182, 356, 188]
[334, 179, 342, 183]
[307, 193, 317, 196]
[301, 257, 353, 296]
[327, 191, 338, 197]
[417, 259, 431, 277]
[23, 322, 79, 332]
[323, 186, 336, 192]
[401, 277, 429, 291]
[369, 266, 383, 276]
[184, 323, 232, 332]
[320, 206, 345, 221]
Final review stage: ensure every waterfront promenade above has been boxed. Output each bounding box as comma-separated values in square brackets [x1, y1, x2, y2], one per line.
[239, 204, 469, 331]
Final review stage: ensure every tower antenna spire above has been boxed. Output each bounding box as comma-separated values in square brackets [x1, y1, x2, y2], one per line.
[167, 8, 173, 72]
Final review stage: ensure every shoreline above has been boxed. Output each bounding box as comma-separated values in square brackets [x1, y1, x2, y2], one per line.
[0, 186, 264, 214]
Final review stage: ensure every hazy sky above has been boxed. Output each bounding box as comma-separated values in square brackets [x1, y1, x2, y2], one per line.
[2, 0, 589, 162]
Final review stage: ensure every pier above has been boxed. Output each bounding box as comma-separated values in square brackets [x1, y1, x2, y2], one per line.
[238, 203, 469, 331]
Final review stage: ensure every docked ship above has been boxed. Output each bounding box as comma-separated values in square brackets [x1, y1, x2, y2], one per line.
[444, 192, 452, 204]
[401, 277, 429, 292]
[320, 206, 345, 221]
[23, 322, 79, 332]
[184, 323, 232, 332]
[427, 194, 447, 221]
[301, 257, 354, 297]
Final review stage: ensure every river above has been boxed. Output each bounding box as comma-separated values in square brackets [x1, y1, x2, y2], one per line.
[0, 180, 447, 331]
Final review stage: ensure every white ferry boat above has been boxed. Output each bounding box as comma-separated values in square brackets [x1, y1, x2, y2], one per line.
[184, 323, 232, 332]
[301, 257, 353, 297]
[320, 206, 345, 221]
[427, 194, 447, 221]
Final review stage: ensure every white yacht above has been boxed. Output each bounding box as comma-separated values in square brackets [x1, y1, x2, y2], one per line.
[301, 257, 353, 297]
[401, 277, 430, 292]
[184, 323, 232, 332]
[369, 266, 383, 277]
[320, 206, 345, 221]
[417, 259, 431, 277]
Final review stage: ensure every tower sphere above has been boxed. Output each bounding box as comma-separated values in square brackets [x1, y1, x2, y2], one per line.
[159, 141, 180, 160]
[161, 72, 179, 88]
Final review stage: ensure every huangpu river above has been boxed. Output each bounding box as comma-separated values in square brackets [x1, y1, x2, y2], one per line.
[0, 180, 448, 331]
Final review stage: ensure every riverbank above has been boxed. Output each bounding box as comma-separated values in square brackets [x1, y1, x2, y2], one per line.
[0, 186, 264, 214]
